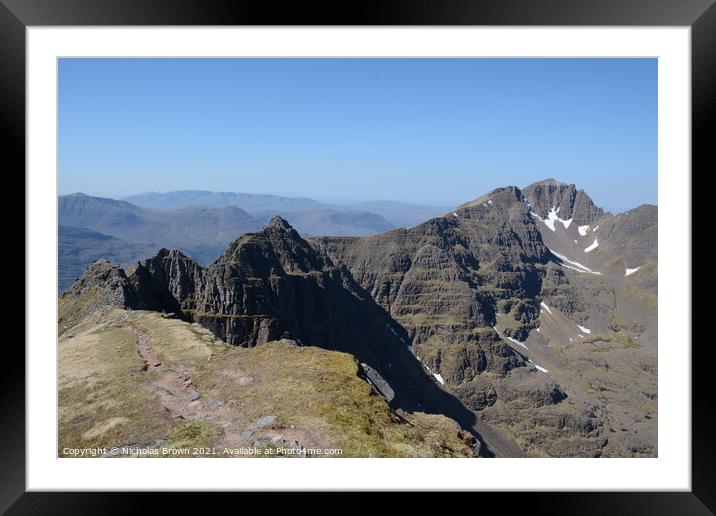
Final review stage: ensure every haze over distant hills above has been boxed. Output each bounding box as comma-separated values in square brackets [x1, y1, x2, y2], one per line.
[58, 193, 262, 291]
[58, 225, 158, 293]
[123, 190, 450, 230]
[60, 178, 657, 457]
[59, 191, 450, 291]
[124, 190, 329, 213]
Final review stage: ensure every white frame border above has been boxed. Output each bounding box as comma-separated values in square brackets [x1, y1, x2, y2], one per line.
[27, 26, 691, 491]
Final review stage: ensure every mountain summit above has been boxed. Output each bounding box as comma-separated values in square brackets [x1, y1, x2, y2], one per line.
[523, 179, 604, 224]
[264, 215, 293, 230]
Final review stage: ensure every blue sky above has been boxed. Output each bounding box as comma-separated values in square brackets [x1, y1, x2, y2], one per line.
[59, 58, 656, 212]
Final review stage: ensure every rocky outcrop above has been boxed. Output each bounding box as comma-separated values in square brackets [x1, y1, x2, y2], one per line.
[591, 204, 658, 267]
[62, 259, 136, 304]
[523, 179, 604, 225]
[359, 362, 395, 402]
[129, 248, 205, 314]
[58, 259, 140, 330]
[313, 186, 551, 392]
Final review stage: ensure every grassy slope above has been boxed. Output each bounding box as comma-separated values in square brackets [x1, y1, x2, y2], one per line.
[59, 309, 475, 458]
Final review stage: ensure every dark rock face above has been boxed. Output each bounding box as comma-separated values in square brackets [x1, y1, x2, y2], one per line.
[593, 204, 658, 266]
[496, 368, 567, 409]
[62, 259, 138, 307]
[129, 249, 203, 314]
[307, 186, 577, 437]
[515, 180, 657, 457]
[523, 179, 604, 225]
[313, 186, 549, 382]
[58, 259, 140, 330]
[454, 378, 498, 411]
[359, 363, 396, 402]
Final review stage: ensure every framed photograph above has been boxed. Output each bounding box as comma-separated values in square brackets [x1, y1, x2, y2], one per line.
[4, 0, 711, 512]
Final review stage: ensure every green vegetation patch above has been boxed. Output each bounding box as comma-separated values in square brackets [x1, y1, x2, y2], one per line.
[60, 311, 475, 458]
[59, 312, 175, 455]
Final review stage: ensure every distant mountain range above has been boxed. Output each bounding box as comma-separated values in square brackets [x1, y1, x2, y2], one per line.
[123, 190, 449, 230]
[60, 179, 657, 457]
[58, 225, 158, 293]
[58, 193, 262, 291]
[124, 190, 329, 213]
[58, 191, 449, 291]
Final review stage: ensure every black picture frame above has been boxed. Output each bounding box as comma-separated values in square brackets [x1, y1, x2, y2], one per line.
[3, 0, 711, 512]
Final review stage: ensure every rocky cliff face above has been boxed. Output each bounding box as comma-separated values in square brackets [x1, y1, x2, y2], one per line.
[314, 182, 657, 456]
[314, 186, 550, 345]
[58, 259, 140, 330]
[522, 179, 656, 279]
[523, 180, 657, 341]
[515, 180, 658, 456]
[313, 186, 555, 392]
[523, 179, 605, 226]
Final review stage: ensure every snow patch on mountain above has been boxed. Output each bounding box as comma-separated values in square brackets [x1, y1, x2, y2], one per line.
[578, 225, 590, 236]
[493, 326, 528, 350]
[386, 324, 406, 344]
[507, 336, 529, 350]
[529, 360, 549, 373]
[584, 239, 599, 253]
[423, 363, 443, 385]
[625, 267, 641, 276]
[543, 206, 573, 231]
[549, 249, 602, 275]
[561, 264, 588, 274]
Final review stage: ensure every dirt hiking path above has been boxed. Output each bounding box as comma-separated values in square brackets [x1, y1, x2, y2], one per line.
[129, 326, 224, 422]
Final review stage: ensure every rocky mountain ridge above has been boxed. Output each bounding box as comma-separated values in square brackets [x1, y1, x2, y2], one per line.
[61, 179, 657, 457]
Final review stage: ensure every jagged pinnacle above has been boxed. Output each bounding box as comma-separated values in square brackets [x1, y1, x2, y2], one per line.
[264, 215, 293, 230]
